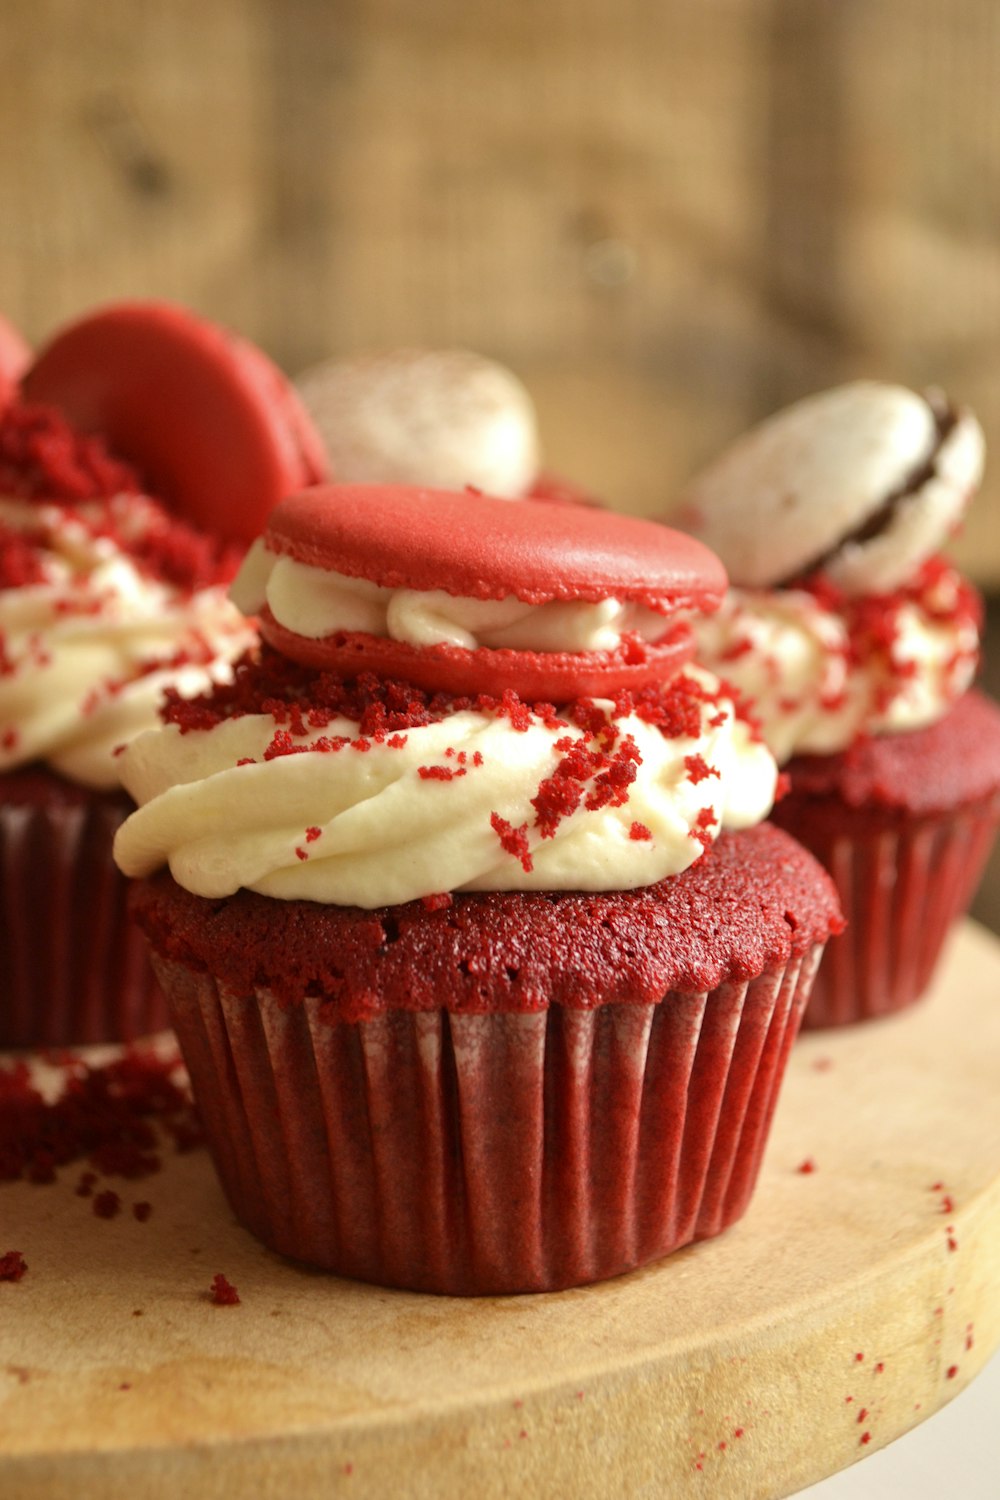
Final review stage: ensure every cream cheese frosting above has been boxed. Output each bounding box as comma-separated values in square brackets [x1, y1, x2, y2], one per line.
[113, 666, 777, 908]
[0, 495, 254, 790]
[695, 563, 979, 763]
[231, 539, 674, 654]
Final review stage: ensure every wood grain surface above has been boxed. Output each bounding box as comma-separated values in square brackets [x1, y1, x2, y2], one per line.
[3, 2, 1000, 575]
[2, 920, 999, 1500]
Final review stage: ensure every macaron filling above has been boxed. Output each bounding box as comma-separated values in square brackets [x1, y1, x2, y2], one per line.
[233, 540, 678, 653]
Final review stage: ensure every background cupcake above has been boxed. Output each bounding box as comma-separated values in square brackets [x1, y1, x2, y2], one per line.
[677, 381, 1000, 1027]
[0, 301, 326, 1047]
[115, 483, 841, 1294]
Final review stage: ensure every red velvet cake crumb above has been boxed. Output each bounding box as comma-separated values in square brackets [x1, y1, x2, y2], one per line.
[210, 1273, 241, 1306]
[0, 400, 141, 501]
[0, 1048, 201, 1188]
[93, 1189, 122, 1219]
[0, 1250, 27, 1282]
[133, 1201, 153, 1223]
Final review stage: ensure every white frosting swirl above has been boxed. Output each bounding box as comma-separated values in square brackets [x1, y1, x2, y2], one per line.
[694, 566, 978, 763]
[231, 540, 672, 653]
[0, 496, 255, 790]
[113, 668, 777, 908]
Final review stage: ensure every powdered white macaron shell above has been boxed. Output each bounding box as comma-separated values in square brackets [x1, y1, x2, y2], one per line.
[675, 381, 983, 594]
[295, 348, 540, 499]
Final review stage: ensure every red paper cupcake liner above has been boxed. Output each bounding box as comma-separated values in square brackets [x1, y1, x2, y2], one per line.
[0, 777, 168, 1048]
[154, 944, 822, 1295]
[776, 798, 999, 1030]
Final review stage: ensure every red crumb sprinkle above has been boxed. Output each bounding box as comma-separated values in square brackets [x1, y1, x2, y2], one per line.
[845, 1397, 854, 1404]
[418, 764, 465, 781]
[733, 1428, 744, 1438]
[929, 1181, 945, 1192]
[812, 1056, 834, 1072]
[93, 1190, 122, 1219]
[718, 1441, 727, 1451]
[210, 1273, 241, 1306]
[690, 806, 719, 852]
[966, 1324, 975, 1351]
[295, 847, 309, 861]
[796, 1158, 817, 1174]
[75, 1170, 98, 1198]
[0, 1250, 27, 1282]
[684, 753, 720, 785]
[947, 1229, 959, 1252]
[420, 892, 453, 911]
[940, 1195, 955, 1214]
[855, 1353, 864, 1363]
[860, 1432, 871, 1446]
[946, 1365, 959, 1380]
[629, 822, 653, 841]
[133, 1202, 153, 1223]
[490, 812, 533, 873]
[305, 826, 322, 843]
[857, 1408, 868, 1423]
[874, 1362, 885, 1374]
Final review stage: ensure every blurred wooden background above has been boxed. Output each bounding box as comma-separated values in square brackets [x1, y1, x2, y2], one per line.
[3, 0, 1000, 578]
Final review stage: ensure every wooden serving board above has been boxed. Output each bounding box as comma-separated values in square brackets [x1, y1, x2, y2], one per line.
[2, 921, 1000, 1500]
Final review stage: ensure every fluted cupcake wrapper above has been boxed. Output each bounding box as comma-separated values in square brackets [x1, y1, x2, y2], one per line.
[0, 792, 168, 1048]
[790, 800, 999, 1030]
[154, 945, 822, 1295]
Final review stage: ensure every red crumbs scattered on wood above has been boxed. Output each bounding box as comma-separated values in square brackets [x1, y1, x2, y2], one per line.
[0, 1250, 28, 1282]
[796, 1158, 817, 1174]
[733, 1428, 745, 1438]
[857, 1408, 868, 1423]
[855, 1353, 864, 1363]
[874, 1362, 885, 1374]
[946, 1365, 959, 1380]
[210, 1273, 241, 1306]
[860, 1432, 871, 1446]
[0, 1048, 202, 1234]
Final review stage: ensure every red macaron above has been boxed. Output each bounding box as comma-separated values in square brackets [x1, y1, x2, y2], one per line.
[22, 301, 328, 543]
[246, 483, 727, 700]
[0, 313, 30, 411]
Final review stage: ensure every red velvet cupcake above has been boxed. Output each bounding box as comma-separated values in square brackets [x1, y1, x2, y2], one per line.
[678, 381, 1000, 1027]
[115, 484, 840, 1294]
[0, 302, 325, 1047]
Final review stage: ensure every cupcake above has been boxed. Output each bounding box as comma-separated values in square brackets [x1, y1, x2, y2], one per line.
[0, 301, 326, 1047]
[115, 484, 841, 1294]
[676, 381, 1000, 1027]
[295, 346, 594, 505]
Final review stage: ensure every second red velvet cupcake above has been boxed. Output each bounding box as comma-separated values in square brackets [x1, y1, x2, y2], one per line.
[679, 381, 1000, 1027]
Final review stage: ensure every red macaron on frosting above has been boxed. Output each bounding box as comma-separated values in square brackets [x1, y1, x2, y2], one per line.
[115, 484, 779, 909]
[232, 482, 725, 700]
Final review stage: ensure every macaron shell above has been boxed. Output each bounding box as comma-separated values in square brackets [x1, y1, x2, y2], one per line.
[822, 405, 984, 594]
[23, 301, 328, 543]
[674, 382, 949, 588]
[0, 313, 31, 409]
[264, 484, 727, 611]
[259, 611, 695, 699]
[295, 348, 539, 499]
